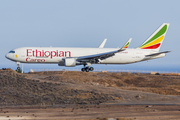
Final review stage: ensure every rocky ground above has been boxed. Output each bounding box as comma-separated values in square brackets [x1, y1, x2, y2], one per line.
[0, 68, 180, 119]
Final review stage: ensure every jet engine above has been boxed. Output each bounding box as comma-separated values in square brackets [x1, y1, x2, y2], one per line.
[64, 58, 76, 67]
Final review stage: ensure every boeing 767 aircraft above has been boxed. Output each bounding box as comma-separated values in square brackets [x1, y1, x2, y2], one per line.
[6, 23, 170, 72]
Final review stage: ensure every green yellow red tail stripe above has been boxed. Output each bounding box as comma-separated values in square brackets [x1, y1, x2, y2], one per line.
[138, 23, 169, 50]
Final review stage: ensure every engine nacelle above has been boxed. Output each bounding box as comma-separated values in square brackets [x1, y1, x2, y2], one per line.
[64, 58, 76, 67]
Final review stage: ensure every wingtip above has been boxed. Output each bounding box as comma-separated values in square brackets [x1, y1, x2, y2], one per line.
[99, 38, 107, 48]
[129, 38, 132, 42]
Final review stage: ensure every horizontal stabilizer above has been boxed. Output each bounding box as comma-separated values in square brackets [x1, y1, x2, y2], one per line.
[145, 51, 171, 57]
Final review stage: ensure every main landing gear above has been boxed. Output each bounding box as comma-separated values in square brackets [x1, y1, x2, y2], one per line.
[81, 67, 94, 72]
[81, 64, 94, 72]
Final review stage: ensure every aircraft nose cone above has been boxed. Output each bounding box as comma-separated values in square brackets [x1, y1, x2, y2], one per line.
[5, 53, 12, 60]
[5, 53, 9, 59]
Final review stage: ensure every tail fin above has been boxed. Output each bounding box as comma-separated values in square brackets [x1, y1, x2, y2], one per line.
[138, 23, 170, 51]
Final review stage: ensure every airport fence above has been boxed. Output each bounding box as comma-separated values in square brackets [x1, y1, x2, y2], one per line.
[32, 68, 177, 74]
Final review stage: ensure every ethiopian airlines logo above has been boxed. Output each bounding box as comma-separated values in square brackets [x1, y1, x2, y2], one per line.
[26, 49, 71, 62]
[26, 49, 71, 58]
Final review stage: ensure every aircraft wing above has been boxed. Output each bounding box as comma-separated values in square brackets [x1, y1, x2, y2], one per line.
[145, 51, 171, 57]
[77, 38, 132, 62]
[77, 50, 116, 62]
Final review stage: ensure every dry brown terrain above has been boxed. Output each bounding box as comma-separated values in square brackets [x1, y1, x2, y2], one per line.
[0, 68, 180, 119]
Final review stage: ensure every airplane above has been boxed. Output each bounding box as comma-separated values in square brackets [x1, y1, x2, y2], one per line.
[6, 23, 170, 72]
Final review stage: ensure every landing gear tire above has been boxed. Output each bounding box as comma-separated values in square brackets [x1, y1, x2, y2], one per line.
[81, 68, 85, 72]
[85, 67, 89, 72]
[16, 67, 22, 73]
[89, 67, 94, 71]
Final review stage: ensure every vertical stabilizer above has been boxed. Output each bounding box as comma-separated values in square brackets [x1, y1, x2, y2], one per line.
[138, 23, 170, 51]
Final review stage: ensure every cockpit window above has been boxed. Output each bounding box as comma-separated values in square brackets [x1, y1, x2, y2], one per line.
[9, 51, 15, 53]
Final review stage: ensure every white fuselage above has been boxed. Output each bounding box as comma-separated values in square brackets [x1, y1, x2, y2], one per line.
[5, 47, 165, 65]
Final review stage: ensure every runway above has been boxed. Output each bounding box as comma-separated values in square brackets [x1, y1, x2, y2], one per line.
[0, 104, 180, 120]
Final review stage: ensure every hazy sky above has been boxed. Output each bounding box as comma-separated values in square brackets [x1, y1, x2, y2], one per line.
[0, 0, 179, 71]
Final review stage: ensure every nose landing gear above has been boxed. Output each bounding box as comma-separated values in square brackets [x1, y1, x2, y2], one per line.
[16, 62, 22, 73]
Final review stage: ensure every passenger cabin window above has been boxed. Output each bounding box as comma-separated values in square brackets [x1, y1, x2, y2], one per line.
[9, 51, 15, 53]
